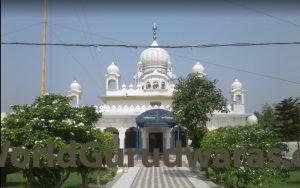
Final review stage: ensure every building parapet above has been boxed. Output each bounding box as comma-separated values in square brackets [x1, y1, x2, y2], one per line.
[96, 104, 248, 115]
[97, 104, 172, 113]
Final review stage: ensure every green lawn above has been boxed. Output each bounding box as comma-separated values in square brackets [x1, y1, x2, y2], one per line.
[6, 173, 27, 188]
[6, 168, 117, 188]
[7, 168, 299, 188]
[204, 169, 300, 188]
[257, 170, 300, 188]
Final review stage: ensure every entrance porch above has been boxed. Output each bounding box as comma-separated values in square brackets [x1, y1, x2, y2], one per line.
[136, 109, 177, 152]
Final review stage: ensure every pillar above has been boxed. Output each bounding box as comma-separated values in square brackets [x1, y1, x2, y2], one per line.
[165, 128, 171, 150]
[76, 95, 80, 106]
[118, 128, 126, 149]
[141, 128, 147, 149]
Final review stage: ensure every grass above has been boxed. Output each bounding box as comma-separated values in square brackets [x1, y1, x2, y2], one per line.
[5, 168, 117, 188]
[203, 169, 300, 188]
[7, 168, 299, 188]
[258, 170, 300, 188]
[6, 173, 27, 187]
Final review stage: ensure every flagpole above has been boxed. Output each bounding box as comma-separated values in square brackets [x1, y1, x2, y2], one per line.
[41, 0, 47, 95]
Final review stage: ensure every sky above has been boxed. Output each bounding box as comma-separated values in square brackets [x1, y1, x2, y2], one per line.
[1, 0, 300, 113]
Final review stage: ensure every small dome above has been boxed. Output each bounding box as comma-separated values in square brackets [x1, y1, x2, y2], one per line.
[140, 40, 170, 69]
[107, 62, 119, 74]
[232, 78, 242, 90]
[70, 80, 81, 91]
[192, 62, 205, 74]
[247, 115, 258, 125]
[129, 83, 133, 89]
[122, 83, 126, 89]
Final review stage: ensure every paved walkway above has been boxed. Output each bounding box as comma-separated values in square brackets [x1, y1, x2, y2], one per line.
[110, 160, 216, 188]
[131, 166, 196, 188]
[110, 167, 140, 188]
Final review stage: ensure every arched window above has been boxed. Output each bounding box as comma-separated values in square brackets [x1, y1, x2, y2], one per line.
[108, 79, 117, 90]
[104, 127, 119, 147]
[125, 127, 137, 148]
[146, 82, 151, 89]
[153, 81, 159, 89]
[161, 82, 166, 89]
[236, 95, 242, 104]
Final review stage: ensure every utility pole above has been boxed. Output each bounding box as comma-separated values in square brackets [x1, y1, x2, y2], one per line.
[41, 0, 47, 95]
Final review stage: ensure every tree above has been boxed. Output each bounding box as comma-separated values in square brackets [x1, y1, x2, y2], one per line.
[72, 128, 116, 188]
[274, 97, 300, 149]
[254, 104, 278, 131]
[1, 94, 115, 188]
[201, 125, 290, 188]
[1, 95, 75, 187]
[172, 73, 228, 148]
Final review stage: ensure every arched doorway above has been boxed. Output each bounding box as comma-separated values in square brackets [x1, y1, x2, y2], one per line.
[104, 127, 119, 147]
[125, 127, 137, 148]
[108, 79, 117, 90]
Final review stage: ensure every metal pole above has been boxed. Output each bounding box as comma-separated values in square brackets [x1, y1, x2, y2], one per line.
[41, 0, 47, 95]
[177, 126, 180, 143]
[136, 127, 138, 150]
[136, 126, 140, 160]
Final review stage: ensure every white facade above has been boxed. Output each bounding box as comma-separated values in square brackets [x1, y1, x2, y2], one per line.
[71, 24, 257, 151]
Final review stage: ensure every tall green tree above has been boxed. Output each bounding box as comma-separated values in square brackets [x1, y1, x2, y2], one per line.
[274, 97, 300, 149]
[172, 73, 228, 148]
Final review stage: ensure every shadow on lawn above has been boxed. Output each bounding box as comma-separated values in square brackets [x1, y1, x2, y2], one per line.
[6, 182, 26, 186]
[286, 180, 300, 184]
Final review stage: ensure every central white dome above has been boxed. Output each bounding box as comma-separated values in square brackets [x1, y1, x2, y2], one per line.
[139, 40, 170, 69]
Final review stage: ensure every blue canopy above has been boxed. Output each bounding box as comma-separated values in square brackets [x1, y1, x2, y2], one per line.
[136, 109, 177, 127]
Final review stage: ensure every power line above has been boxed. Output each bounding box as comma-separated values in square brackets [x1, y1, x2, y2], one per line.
[44, 21, 300, 85]
[50, 30, 102, 93]
[74, 0, 101, 76]
[1, 22, 42, 37]
[2, 40, 299, 85]
[170, 52, 300, 85]
[2, 23, 299, 85]
[223, 0, 300, 28]
[2, 41, 300, 49]
[49, 22, 129, 44]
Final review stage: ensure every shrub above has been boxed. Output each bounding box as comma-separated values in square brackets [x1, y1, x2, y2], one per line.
[201, 125, 290, 188]
[99, 168, 117, 185]
[1, 94, 116, 188]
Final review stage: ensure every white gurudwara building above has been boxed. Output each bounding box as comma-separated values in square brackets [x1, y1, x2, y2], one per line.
[67, 24, 257, 152]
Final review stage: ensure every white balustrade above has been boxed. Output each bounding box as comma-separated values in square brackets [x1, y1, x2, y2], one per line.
[97, 104, 172, 113]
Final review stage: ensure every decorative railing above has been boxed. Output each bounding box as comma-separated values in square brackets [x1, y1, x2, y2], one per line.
[96, 104, 172, 113]
[94, 104, 240, 114]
